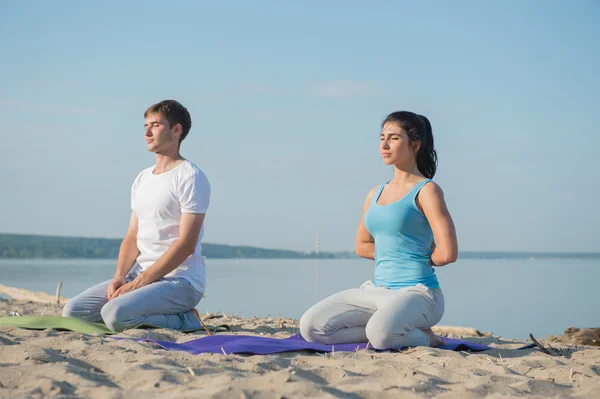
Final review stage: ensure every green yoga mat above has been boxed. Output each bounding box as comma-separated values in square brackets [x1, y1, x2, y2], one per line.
[0, 316, 228, 334]
[0, 316, 115, 334]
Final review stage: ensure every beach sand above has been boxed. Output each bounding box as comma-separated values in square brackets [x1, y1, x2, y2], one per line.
[1, 299, 599, 398]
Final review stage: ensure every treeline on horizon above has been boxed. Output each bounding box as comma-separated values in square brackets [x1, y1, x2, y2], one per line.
[0, 234, 598, 260]
[0, 234, 344, 259]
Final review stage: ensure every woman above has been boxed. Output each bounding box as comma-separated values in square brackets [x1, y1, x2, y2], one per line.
[300, 111, 458, 349]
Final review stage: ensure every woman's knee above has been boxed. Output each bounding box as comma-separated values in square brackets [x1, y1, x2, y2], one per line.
[300, 305, 343, 344]
[366, 318, 431, 349]
[299, 308, 322, 342]
[365, 320, 398, 349]
[301, 307, 359, 345]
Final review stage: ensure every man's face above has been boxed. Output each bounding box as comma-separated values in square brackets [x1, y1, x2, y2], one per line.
[144, 113, 181, 153]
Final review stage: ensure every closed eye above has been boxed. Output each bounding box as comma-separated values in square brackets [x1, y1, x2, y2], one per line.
[381, 134, 401, 140]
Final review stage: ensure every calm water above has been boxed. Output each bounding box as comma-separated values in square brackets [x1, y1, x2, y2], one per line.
[1, 258, 597, 339]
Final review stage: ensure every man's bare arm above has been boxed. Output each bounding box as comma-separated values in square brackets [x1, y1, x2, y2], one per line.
[112, 213, 205, 298]
[114, 211, 140, 279]
[107, 211, 140, 299]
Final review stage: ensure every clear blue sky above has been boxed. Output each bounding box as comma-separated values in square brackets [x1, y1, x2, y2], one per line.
[1, 1, 598, 252]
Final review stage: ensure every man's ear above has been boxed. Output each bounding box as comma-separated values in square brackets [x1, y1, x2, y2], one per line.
[172, 123, 183, 141]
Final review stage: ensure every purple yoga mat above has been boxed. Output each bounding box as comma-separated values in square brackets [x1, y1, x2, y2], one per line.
[115, 333, 493, 355]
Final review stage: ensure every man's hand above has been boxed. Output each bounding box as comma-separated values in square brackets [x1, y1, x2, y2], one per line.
[107, 277, 127, 300]
[111, 278, 147, 299]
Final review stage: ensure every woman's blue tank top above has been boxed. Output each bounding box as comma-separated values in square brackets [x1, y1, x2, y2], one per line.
[363, 179, 440, 289]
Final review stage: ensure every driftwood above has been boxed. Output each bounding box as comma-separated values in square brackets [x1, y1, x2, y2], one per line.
[0, 283, 70, 304]
[529, 333, 553, 355]
[55, 281, 63, 304]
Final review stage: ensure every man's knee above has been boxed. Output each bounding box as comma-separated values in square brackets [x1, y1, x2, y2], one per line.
[61, 299, 78, 318]
[101, 301, 134, 332]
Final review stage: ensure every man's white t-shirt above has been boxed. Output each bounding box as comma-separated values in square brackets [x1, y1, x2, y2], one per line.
[130, 160, 210, 293]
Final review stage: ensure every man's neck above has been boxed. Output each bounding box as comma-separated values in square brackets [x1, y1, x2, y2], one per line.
[153, 153, 185, 174]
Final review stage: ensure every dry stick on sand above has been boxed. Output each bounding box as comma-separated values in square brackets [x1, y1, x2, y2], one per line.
[191, 310, 213, 336]
[199, 318, 213, 336]
[55, 282, 63, 304]
[529, 333, 555, 355]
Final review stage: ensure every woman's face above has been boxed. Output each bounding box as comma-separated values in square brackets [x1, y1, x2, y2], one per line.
[380, 122, 420, 166]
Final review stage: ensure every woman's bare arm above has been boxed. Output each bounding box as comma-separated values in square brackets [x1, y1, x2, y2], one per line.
[355, 186, 378, 260]
[418, 183, 458, 266]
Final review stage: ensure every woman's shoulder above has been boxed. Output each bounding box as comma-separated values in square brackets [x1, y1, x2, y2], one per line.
[418, 179, 445, 200]
[365, 183, 384, 201]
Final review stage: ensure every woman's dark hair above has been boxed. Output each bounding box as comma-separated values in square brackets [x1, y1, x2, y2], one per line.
[382, 111, 437, 178]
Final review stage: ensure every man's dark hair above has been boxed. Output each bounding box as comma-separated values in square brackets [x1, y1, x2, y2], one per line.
[144, 100, 192, 143]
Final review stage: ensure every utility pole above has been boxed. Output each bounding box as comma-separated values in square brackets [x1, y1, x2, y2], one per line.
[315, 231, 320, 256]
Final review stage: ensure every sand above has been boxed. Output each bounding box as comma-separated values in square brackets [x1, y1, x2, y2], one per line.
[1, 299, 599, 398]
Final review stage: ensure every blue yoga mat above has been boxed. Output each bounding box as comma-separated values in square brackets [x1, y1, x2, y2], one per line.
[115, 333, 495, 355]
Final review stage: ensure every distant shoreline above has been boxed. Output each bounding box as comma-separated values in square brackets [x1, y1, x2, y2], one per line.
[1, 254, 599, 260]
[1, 233, 599, 260]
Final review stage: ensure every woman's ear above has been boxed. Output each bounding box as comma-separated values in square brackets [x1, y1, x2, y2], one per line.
[412, 140, 422, 154]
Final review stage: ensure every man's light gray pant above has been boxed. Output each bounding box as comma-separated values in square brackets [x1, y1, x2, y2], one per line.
[300, 280, 444, 349]
[62, 272, 203, 332]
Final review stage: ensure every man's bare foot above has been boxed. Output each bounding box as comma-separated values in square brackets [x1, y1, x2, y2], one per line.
[424, 328, 445, 347]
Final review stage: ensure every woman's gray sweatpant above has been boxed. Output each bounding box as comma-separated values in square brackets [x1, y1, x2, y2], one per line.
[61, 272, 203, 332]
[300, 280, 444, 349]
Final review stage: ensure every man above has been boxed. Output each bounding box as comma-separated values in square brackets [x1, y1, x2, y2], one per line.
[62, 100, 210, 332]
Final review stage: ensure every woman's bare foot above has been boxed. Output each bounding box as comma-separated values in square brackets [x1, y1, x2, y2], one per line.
[423, 328, 445, 347]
